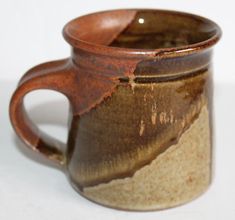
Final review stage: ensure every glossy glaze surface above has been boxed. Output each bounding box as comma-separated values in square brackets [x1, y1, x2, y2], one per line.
[67, 69, 211, 188]
[109, 11, 217, 49]
[10, 9, 221, 210]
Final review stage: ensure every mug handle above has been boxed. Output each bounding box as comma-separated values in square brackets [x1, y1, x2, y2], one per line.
[9, 58, 75, 166]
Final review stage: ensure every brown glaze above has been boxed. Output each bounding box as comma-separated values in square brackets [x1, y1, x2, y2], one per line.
[68, 69, 210, 188]
[9, 9, 221, 210]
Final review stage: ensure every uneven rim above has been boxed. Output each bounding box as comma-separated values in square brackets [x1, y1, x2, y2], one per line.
[63, 9, 222, 58]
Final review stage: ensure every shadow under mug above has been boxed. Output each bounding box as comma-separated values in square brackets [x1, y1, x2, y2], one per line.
[9, 9, 221, 211]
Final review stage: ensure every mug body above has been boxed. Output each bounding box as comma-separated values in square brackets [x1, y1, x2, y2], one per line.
[9, 9, 221, 211]
[64, 9, 220, 210]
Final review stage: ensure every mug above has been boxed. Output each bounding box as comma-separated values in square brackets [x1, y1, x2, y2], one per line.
[10, 9, 221, 211]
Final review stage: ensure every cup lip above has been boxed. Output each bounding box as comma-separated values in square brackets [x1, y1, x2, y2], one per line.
[63, 8, 222, 58]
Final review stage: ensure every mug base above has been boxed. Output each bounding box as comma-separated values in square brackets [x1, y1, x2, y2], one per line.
[69, 176, 211, 211]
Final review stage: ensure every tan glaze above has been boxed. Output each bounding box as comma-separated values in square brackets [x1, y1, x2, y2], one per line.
[9, 9, 221, 210]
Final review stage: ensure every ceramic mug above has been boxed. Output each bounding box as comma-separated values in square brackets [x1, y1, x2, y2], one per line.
[10, 9, 221, 211]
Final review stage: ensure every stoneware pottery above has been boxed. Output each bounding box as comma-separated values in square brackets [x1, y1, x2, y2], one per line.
[9, 9, 221, 211]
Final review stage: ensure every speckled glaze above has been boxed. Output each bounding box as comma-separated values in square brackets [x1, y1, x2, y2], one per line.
[9, 9, 221, 211]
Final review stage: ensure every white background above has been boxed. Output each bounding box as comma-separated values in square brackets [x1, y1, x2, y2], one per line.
[0, 0, 235, 219]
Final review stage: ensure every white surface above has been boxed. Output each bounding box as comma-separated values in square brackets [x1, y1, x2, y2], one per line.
[1, 81, 235, 219]
[0, 0, 235, 219]
[0, 0, 232, 83]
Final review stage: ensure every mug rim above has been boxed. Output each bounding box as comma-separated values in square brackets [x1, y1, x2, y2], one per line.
[63, 9, 222, 58]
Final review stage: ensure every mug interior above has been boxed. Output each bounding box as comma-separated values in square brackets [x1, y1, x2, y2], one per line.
[64, 9, 220, 50]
